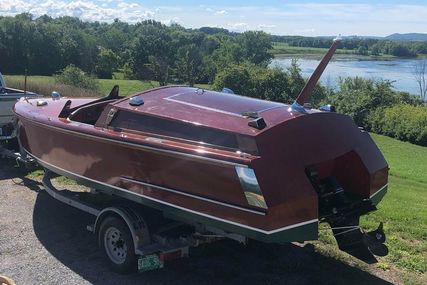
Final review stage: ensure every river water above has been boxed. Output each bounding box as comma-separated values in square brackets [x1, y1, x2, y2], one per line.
[271, 55, 425, 96]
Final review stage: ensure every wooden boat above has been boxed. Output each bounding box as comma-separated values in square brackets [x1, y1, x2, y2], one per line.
[13, 39, 389, 263]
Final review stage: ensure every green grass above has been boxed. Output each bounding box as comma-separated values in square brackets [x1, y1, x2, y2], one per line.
[371, 133, 427, 184]
[98, 79, 210, 96]
[271, 42, 338, 55]
[4, 75, 159, 97]
[5, 75, 54, 84]
[97, 79, 159, 97]
[4, 75, 212, 98]
[271, 42, 395, 59]
[363, 176, 427, 273]
[367, 134, 427, 276]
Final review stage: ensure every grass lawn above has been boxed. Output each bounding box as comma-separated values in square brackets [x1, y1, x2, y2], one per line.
[271, 42, 354, 55]
[4, 75, 159, 97]
[366, 134, 427, 277]
[4, 75, 212, 97]
[271, 42, 396, 59]
[98, 79, 210, 96]
[371, 134, 427, 184]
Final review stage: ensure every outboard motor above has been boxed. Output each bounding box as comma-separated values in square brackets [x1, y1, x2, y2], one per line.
[306, 168, 388, 263]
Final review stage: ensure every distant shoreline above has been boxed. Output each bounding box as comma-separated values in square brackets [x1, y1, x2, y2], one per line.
[271, 43, 427, 60]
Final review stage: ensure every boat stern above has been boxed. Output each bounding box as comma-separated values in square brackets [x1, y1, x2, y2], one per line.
[253, 110, 389, 262]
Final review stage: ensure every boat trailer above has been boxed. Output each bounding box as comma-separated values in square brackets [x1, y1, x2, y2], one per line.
[41, 170, 244, 273]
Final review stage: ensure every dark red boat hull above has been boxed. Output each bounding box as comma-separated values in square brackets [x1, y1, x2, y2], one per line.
[14, 90, 388, 243]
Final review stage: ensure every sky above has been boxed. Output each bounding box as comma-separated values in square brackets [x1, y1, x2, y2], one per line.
[1, 0, 427, 36]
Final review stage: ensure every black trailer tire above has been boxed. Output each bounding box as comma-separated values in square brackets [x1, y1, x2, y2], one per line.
[99, 216, 137, 274]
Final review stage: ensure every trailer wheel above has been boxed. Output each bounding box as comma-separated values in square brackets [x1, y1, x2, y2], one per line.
[0, 275, 15, 285]
[99, 216, 137, 274]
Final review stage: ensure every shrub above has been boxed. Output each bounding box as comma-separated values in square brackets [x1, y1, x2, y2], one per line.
[213, 61, 327, 106]
[213, 64, 253, 95]
[369, 104, 427, 146]
[326, 77, 423, 128]
[55, 64, 99, 91]
[213, 63, 293, 103]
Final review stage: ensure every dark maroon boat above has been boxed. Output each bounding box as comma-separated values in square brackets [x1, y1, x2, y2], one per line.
[14, 39, 389, 265]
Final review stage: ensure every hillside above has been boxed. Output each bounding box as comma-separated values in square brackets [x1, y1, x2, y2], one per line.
[385, 33, 427, 41]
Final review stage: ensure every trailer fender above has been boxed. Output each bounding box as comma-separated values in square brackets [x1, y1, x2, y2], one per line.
[94, 206, 150, 253]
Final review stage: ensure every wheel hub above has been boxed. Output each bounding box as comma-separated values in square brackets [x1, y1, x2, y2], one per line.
[104, 226, 128, 264]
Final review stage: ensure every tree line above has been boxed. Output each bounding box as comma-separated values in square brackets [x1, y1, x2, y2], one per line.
[1, 14, 426, 146]
[272, 35, 427, 57]
[0, 14, 272, 85]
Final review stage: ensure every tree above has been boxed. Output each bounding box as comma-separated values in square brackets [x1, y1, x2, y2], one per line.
[413, 59, 427, 101]
[357, 46, 368, 56]
[237, 31, 273, 66]
[388, 44, 415, 57]
[95, 48, 120, 79]
[0, 14, 280, 86]
[213, 64, 253, 96]
[286, 59, 305, 99]
[176, 44, 202, 86]
[213, 63, 304, 104]
[370, 44, 380, 56]
[132, 21, 176, 85]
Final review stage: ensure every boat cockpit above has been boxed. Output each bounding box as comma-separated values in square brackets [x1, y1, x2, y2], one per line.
[62, 85, 259, 155]
[69, 99, 117, 125]
[63, 85, 120, 125]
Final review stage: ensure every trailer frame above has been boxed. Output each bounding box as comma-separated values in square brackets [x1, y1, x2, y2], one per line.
[40, 170, 243, 273]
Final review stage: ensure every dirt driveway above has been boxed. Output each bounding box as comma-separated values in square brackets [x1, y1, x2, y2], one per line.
[0, 159, 394, 285]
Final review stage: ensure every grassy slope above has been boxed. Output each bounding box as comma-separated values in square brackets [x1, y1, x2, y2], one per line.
[367, 134, 427, 274]
[4, 75, 158, 97]
[372, 134, 427, 184]
[317, 133, 427, 284]
[5, 75, 211, 98]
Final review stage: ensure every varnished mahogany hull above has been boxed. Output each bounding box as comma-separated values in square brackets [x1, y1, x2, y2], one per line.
[14, 96, 388, 243]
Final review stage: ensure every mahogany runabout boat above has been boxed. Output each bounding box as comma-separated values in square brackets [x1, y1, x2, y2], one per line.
[14, 39, 389, 264]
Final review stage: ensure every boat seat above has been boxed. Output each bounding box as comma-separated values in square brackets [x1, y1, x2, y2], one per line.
[69, 99, 116, 125]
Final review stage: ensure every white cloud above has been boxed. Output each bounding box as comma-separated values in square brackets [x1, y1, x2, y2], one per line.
[0, 0, 155, 23]
[162, 16, 180, 26]
[215, 10, 227, 15]
[258, 24, 276, 29]
[228, 22, 249, 32]
[1, 1, 427, 36]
